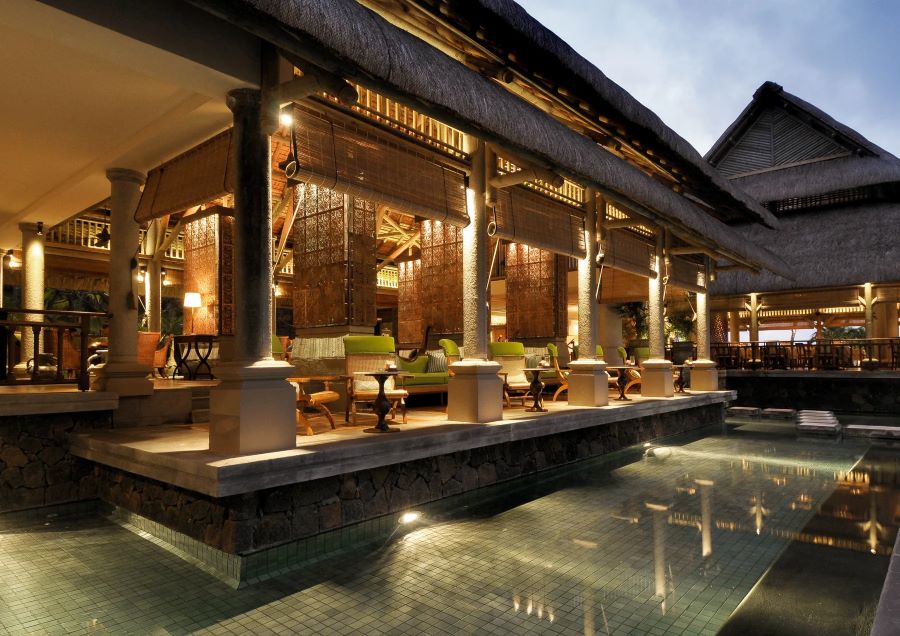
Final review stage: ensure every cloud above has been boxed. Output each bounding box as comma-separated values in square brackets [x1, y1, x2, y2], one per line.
[516, 0, 900, 156]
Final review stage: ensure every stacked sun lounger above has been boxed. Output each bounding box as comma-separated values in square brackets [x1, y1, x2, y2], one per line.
[796, 410, 841, 435]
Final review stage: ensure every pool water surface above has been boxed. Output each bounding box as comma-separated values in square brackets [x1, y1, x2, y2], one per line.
[0, 422, 895, 635]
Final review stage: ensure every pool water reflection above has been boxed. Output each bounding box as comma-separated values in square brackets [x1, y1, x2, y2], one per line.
[0, 422, 896, 635]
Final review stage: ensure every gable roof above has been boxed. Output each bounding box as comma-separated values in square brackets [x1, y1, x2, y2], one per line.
[706, 82, 900, 202]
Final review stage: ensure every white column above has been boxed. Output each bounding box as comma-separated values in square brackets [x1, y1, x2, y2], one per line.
[691, 261, 718, 391]
[19, 223, 45, 368]
[728, 311, 740, 343]
[641, 232, 673, 397]
[568, 188, 608, 406]
[208, 88, 295, 455]
[863, 283, 874, 337]
[448, 136, 502, 423]
[93, 169, 153, 396]
[748, 293, 760, 342]
[144, 220, 162, 333]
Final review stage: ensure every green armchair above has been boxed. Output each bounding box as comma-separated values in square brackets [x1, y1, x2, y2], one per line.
[342, 336, 408, 425]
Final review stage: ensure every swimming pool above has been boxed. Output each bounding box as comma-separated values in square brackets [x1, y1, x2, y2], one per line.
[0, 422, 894, 634]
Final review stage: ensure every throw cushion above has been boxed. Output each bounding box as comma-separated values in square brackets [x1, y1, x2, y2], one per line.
[398, 355, 429, 374]
[426, 350, 448, 374]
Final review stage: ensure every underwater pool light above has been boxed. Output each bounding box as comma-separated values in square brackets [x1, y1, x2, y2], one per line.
[399, 511, 420, 524]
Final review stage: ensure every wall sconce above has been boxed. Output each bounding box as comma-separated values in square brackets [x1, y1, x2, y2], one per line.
[161, 268, 170, 286]
[36, 221, 44, 236]
[6, 249, 21, 269]
[137, 266, 146, 283]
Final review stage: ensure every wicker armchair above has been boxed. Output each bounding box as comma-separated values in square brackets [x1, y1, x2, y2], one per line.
[488, 341, 530, 407]
[343, 336, 408, 426]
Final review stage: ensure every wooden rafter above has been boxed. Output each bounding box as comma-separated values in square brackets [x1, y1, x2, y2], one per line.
[377, 231, 421, 270]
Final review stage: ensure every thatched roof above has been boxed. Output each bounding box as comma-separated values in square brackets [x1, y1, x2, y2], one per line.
[469, 0, 778, 229]
[708, 81, 900, 201]
[731, 154, 900, 202]
[709, 203, 900, 295]
[186, 0, 789, 278]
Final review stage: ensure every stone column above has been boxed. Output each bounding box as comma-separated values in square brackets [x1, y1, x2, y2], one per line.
[691, 261, 718, 391]
[568, 188, 608, 406]
[93, 170, 153, 396]
[641, 232, 673, 397]
[208, 88, 295, 455]
[728, 311, 741, 343]
[144, 220, 162, 333]
[598, 304, 624, 363]
[448, 136, 502, 423]
[19, 223, 45, 368]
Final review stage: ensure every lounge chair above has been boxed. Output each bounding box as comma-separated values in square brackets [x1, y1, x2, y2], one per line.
[548, 342, 569, 401]
[488, 341, 531, 407]
[343, 335, 408, 426]
[615, 346, 641, 395]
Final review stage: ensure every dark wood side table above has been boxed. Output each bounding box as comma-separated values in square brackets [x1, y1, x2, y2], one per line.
[354, 370, 406, 433]
[606, 365, 635, 401]
[522, 367, 549, 412]
[172, 334, 215, 380]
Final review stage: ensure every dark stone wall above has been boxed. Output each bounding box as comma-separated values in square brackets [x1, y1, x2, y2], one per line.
[0, 412, 111, 513]
[97, 403, 723, 555]
[724, 375, 900, 413]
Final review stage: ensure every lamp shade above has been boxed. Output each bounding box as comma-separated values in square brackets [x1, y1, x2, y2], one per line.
[183, 292, 202, 308]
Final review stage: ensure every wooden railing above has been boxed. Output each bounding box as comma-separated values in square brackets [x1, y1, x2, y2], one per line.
[711, 339, 900, 371]
[0, 308, 109, 391]
[46, 218, 185, 260]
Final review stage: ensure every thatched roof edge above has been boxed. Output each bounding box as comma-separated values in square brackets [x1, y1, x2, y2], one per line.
[473, 0, 778, 229]
[731, 155, 900, 202]
[709, 202, 900, 295]
[186, 0, 789, 277]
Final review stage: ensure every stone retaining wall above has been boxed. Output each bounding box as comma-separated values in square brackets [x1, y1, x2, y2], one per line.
[95, 402, 723, 554]
[724, 374, 900, 413]
[0, 412, 112, 513]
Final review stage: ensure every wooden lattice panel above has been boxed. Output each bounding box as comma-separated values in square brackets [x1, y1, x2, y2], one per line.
[712, 311, 728, 343]
[505, 243, 567, 340]
[292, 185, 376, 330]
[182, 215, 218, 335]
[397, 259, 423, 345]
[419, 220, 463, 336]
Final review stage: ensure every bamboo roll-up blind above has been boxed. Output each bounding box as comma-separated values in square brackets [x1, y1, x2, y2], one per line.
[668, 257, 704, 292]
[492, 186, 586, 259]
[292, 105, 469, 226]
[603, 230, 656, 279]
[135, 130, 233, 223]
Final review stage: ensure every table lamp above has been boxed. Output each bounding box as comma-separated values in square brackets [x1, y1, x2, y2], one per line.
[183, 292, 201, 334]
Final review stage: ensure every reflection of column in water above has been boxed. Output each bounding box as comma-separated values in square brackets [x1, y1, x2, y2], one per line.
[749, 493, 769, 535]
[646, 502, 671, 603]
[582, 586, 595, 636]
[862, 486, 885, 555]
[696, 479, 714, 558]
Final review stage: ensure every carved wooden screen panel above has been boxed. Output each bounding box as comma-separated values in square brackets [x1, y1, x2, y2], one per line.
[293, 185, 347, 328]
[218, 215, 235, 336]
[292, 185, 377, 329]
[182, 215, 218, 335]
[397, 259, 423, 345]
[505, 243, 567, 340]
[348, 196, 377, 328]
[712, 311, 728, 343]
[420, 220, 463, 336]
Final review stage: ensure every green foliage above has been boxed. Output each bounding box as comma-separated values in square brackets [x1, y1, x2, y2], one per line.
[617, 302, 648, 342]
[821, 326, 865, 340]
[665, 310, 695, 342]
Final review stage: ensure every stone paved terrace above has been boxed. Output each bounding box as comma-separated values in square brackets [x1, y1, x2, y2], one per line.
[69, 392, 734, 498]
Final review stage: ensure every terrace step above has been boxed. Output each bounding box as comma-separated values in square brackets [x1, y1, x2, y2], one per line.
[727, 406, 761, 418]
[761, 408, 796, 419]
[843, 424, 900, 439]
[796, 410, 841, 435]
[190, 387, 211, 424]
